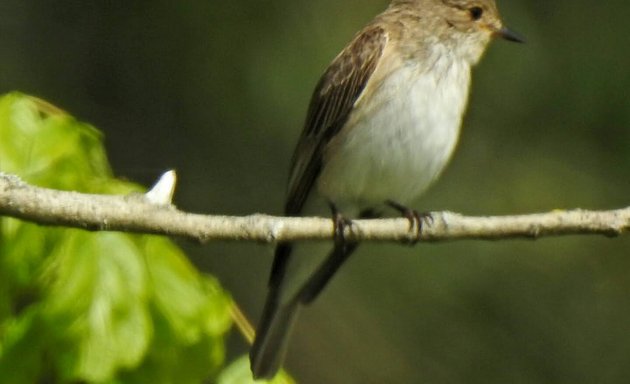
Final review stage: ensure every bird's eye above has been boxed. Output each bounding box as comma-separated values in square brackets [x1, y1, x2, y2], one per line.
[469, 6, 483, 20]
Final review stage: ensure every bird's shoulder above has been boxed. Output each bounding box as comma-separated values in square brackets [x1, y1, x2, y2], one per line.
[316, 24, 390, 96]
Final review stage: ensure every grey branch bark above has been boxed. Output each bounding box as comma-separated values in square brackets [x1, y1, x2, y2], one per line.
[0, 173, 628, 244]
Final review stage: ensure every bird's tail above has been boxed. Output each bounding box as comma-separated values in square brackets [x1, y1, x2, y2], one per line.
[250, 294, 300, 380]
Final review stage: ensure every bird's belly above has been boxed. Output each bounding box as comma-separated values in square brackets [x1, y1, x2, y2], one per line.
[317, 63, 470, 210]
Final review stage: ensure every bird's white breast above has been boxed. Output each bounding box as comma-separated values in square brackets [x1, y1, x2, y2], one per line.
[317, 48, 471, 211]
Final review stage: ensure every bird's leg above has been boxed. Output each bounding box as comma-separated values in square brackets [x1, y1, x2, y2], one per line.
[299, 203, 359, 304]
[385, 200, 433, 244]
[329, 201, 354, 249]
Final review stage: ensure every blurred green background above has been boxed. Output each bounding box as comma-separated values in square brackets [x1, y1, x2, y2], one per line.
[1, 0, 630, 382]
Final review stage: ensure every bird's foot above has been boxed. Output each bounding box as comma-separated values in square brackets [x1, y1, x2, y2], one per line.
[386, 200, 433, 244]
[329, 202, 354, 248]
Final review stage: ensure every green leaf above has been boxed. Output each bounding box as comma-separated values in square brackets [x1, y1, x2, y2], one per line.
[0, 309, 46, 383]
[41, 231, 152, 382]
[0, 93, 113, 191]
[217, 355, 294, 384]
[0, 92, 233, 383]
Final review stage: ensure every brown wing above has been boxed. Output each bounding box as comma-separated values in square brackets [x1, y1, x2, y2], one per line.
[284, 25, 388, 215]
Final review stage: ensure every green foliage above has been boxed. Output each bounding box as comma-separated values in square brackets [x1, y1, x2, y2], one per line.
[217, 355, 293, 384]
[0, 93, 233, 383]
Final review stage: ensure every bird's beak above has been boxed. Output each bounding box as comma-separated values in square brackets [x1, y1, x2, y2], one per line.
[494, 26, 525, 43]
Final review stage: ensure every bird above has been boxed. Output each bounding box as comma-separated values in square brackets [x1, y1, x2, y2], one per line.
[250, 0, 523, 379]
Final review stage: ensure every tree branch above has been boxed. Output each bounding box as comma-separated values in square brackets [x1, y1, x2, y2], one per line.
[0, 172, 628, 244]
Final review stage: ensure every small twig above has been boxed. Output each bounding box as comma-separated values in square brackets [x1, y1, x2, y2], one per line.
[0, 172, 628, 244]
[230, 303, 256, 345]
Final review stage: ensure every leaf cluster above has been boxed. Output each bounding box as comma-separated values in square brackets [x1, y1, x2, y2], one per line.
[0, 93, 233, 383]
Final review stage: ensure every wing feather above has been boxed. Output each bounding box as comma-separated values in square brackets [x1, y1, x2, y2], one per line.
[269, 26, 388, 289]
[284, 26, 388, 215]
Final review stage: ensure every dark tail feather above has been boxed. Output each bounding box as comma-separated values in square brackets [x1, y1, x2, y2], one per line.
[300, 208, 374, 303]
[250, 294, 300, 380]
[251, 210, 373, 378]
[299, 242, 358, 304]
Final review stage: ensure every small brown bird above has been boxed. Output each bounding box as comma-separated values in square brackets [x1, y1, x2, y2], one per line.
[251, 0, 523, 379]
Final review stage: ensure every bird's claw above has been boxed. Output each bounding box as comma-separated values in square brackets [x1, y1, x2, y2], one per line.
[329, 202, 354, 247]
[386, 200, 433, 244]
